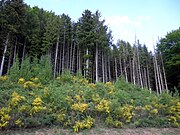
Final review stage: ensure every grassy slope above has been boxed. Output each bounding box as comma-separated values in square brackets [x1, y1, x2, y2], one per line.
[0, 73, 179, 133]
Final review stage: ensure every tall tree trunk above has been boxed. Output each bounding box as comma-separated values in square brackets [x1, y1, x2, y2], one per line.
[78, 45, 81, 73]
[144, 68, 148, 88]
[72, 41, 76, 73]
[147, 64, 151, 93]
[13, 36, 17, 65]
[137, 47, 143, 88]
[70, 35, 73, 72]
[53, 37, 59, 79]
[62, 27, 66, 72]
[76, 45, 79, 72]
[122, 46, 128, 82]
[154, 53, 162, 94]
[119, 56, 123, 76]
[85, 48, 89, 77]
[129, 58, 133, 83]
[66, 40, 70, 69]
[124, 58, 128, 82]
[102, 51, 105, 83]
[114, 57, 118, 80]
[104, 55, 108, 82]
[132, 51, 136, 85]
[22, 38, 26, 63]
[58, 43, 62, 75]
[153, 56, 159, 95]
[159, 65, 164, 91]
[7, 45, 13, 74]
[0, 34, 9, 76]
[160, 53, 168, 93]
[108, 55, 111, 81]
[95, 43, 98, 82]
[135, 59, 139, 86]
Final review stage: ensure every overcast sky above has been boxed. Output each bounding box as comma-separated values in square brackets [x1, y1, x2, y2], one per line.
[24, 0, 180, 51]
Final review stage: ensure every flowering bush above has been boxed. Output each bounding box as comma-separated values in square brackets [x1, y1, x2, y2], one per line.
[0, 71, 179, 131]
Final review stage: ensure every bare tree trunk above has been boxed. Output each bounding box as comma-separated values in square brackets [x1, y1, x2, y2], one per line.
[95, 43, 98, 82]
[154, 53, 162, 94]
[0, 45, 8, 76]
[132, 51, 136, 85]
[119, 56, 123, 76]
[153, 56, 159, 95]
[85, 48, 89, 77]
[122, 46, 128, 82]
[7, 45, 13, 74]
[53, 37, 59, 79]
[22, 38, 26, 63]
[102, 51, 105, 83]
[0, 34, 9, 76]
[104, 55, 108, 82]
[13, 36, 17, 65]
[124, 58, 128, 82]
[62, 26, 66, 72]
[58, 43, 62, 75]
[147, 64, 151, 93]
[72, 41, 76, 73]
[66, 40, 70, 69]
[78, 48, 81, 73]
[77, 45, 79, 72]
[137, 46, 143, 88]
[108, 55, 111, 81]
[160, 53, 168, 93]
[159, 65, 164, 91]
[114, 57, 118, 80]
[70, 34, 73, 72]
[129, 58, 133, 83]
[144, 68, 148, 88]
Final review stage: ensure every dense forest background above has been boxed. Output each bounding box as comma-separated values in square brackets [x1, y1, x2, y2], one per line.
[0, 0, 179, 95]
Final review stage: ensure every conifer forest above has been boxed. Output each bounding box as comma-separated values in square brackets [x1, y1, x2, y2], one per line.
[0, 0, 179, 133]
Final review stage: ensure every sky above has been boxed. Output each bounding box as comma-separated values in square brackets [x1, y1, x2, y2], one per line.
[24, 0, 180, 51]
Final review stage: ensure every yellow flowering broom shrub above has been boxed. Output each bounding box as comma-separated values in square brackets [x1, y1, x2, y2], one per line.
[73, 116, 94, 132]
[0, 107, 11, 129]
[0, 69, 180, 132]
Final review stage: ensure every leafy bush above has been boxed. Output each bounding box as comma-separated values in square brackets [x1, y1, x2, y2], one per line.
[0, 58, 179, 132]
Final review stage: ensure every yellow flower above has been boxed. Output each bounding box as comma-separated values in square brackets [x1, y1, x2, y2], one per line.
[18, 78, 25, 84]
[89, 83, 96, 89]
[30, 77, 39, 82]
[30, 106, 46, 114]
[150, 109, 158, 115]
[56, 77, 61, 80]
[56, 113, 66, 122]
[74, 95, 81, 101]
[23, 81, 34, 88]
[73, 116, 94, 132]
[71, 102, 88, 112]
[95, 99, 110, 113]
[32, 97, 43, 106]
[18, 105, 29, 112]
[105, 82, 113, 86]
[11, 91, 25, 107]
[0, 108, 10, 129]
[92, 94, 100, 102]
[15, 119, 24, 127]
[144, 105, 152, 111]
[0, 75, 8, 81]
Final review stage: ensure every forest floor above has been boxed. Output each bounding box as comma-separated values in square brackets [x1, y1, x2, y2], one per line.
[1, 127, 180, 135]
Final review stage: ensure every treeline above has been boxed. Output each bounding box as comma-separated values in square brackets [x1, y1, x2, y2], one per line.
[0, 0, 178, 94]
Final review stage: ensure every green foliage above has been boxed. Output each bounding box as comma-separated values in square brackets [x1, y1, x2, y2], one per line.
[0, 58, 180, 132]
[9, 56, 20, 82]
[157, 28, 180, 91]
[135, 117, 169, 128]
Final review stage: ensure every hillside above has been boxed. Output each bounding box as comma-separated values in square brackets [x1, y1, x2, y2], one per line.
[0, 57, 179, 132]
